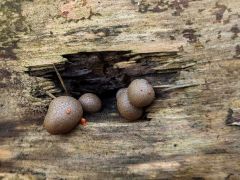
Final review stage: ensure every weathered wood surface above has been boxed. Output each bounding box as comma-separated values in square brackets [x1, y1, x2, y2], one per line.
[1, 0, 240, 179]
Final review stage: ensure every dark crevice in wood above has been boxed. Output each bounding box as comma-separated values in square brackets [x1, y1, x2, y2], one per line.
[27, 51, 180, 98]
[226, 108, 240, 126]
[25, 50, 186, 121]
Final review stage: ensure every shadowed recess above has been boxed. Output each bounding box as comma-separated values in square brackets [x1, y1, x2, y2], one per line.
[26, 50, 181, 121]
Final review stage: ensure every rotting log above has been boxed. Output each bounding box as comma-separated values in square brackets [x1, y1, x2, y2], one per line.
[0, 0, 240, 179]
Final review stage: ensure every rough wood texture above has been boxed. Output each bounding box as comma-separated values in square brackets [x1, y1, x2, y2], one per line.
[1, 0, 240, 179]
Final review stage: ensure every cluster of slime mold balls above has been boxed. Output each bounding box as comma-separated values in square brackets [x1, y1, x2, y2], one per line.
[44, 79, 155, 134]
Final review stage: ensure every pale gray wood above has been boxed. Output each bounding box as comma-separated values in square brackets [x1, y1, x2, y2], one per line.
[0, 0, 240, 179]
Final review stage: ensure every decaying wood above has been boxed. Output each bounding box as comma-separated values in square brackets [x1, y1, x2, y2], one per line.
[1, 0, 240, 179]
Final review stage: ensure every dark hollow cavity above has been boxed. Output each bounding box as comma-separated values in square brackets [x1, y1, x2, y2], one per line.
[27, 51, 180, 120]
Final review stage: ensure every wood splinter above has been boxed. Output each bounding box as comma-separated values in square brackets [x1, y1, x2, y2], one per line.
[53, 64, 69, 95]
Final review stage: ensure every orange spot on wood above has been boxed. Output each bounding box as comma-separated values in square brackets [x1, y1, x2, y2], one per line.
[80, 118, 87, 126]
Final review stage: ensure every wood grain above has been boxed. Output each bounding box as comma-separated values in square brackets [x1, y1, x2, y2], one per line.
[0, 0, 240, 179]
